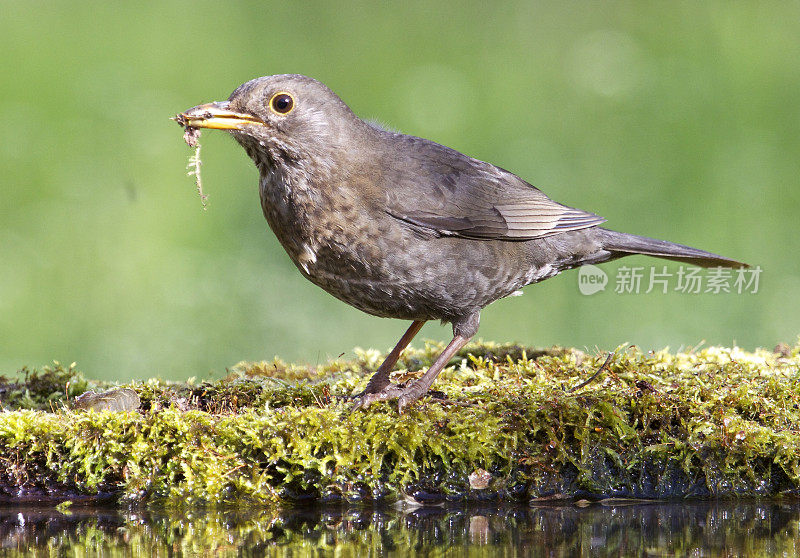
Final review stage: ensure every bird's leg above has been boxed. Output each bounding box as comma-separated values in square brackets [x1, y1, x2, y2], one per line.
[354, 320, 425, 399]
[396, 331, 473, 413]
[352, 313, 479, 412]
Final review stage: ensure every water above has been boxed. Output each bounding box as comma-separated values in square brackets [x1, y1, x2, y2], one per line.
[2, 501, 798, 556]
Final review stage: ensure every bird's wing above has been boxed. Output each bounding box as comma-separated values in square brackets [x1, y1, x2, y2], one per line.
[384, 141, 605, 241]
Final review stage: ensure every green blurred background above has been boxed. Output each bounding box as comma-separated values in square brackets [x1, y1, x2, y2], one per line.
[2, 2, 798, 381]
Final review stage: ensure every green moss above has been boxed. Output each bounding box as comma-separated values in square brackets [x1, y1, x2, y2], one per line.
[0, 361, 88, 411]
[1, 341, 799, 506]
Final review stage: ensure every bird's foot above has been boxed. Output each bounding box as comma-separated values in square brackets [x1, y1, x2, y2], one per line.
[350, 383, 407, 412]
[350, 381, 436, 413]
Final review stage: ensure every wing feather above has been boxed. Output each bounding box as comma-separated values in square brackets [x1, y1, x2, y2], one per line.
[383, 135, 605, 241]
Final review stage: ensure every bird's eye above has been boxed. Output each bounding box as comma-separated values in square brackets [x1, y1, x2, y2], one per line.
[269, 92, 294, 115]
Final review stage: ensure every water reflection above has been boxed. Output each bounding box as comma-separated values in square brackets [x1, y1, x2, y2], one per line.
[1, 501, 798, 556]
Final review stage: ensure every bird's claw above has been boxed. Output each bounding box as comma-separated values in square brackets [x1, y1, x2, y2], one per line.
[350, 382, 427, 413]
[396, 393, 417, 414]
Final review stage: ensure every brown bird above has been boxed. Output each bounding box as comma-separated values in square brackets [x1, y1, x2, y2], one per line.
[175, 74, 746, 411]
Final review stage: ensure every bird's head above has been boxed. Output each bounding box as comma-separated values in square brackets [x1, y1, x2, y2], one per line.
[175, 74, 365, 168]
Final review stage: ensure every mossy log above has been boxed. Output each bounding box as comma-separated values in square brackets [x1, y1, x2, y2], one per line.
[1, 341, 798, 507]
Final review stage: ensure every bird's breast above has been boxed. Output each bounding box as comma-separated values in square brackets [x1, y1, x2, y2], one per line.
[258, 171, 379, 277]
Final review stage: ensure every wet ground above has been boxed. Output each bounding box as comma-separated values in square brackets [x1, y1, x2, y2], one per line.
[1, 501, 798, 556]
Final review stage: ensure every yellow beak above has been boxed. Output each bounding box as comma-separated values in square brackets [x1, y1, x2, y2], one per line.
[173, 101, 264, 130]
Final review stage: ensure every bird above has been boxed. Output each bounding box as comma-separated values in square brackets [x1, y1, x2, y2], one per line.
[174, 74, 747, 412]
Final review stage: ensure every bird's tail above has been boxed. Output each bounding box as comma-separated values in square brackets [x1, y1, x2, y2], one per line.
[597, 228, 748, 268]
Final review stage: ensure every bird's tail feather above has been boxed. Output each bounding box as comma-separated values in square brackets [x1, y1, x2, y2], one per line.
[597, 228, 748, 268]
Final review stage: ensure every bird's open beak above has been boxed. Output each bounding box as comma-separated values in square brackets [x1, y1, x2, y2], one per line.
[172, 101, 264, 130]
